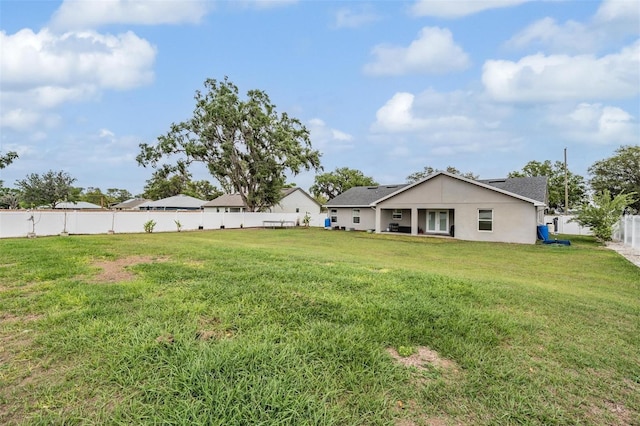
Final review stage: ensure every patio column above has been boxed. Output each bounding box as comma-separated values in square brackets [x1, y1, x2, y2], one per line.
[375, 207, 381, 233]
[411, 207, 418, 235]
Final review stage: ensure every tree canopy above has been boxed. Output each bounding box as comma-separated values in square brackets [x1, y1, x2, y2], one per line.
[78, 187, 134, 207]
[141, 167, 221, 201]
[589, 145, 640, 212]
[508, 160, 587, 211]
[310, 167, 378, 201]
[15, 170, 77, 208]
[0, 151, 18, 170]
[137, 77, 321, 212]
[406, 166, 478, 183]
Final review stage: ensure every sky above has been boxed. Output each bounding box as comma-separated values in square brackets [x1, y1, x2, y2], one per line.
[1, 0, 639, 197]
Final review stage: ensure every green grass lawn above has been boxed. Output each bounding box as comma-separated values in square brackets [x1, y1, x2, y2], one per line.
[1, 229, 638, 425]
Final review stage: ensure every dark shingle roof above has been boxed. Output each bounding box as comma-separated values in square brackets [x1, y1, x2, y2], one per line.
[202, 193, 245, 208]
[479, 176, 548, 204]
[325, 184, 408, 207]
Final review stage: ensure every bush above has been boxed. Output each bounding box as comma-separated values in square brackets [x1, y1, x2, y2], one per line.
[570, 190, 637, 241]
[144, 220, 156, 233]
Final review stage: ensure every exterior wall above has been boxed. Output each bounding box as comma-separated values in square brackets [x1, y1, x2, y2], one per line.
[329, 207, 376, 230]
[376, 174, 539, 244]
[270, 190, 321, 215]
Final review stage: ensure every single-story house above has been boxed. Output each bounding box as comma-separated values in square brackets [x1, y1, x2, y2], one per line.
[324, 172, 548, 244]
[137, 194, 207, 211]
[112, 198, 150, 210]
[203, 187, 321, 214]
[53, 201, 103, 209]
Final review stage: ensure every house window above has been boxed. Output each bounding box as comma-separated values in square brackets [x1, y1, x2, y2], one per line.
[478, 209, 493, 231]
[352, 209, 360, 224]
[392, 209, 402, 220]
[330, 209, 337, 223]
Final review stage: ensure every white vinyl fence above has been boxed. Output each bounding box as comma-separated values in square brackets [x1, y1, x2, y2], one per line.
[0, 210, 328, 239]
[543, 215, 592, 236]
[614, 215, 640, 250]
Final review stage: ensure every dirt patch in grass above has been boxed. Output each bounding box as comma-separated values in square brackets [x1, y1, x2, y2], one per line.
[90, 255, 169, 283]
[387, 346, 458, 372]
[389, 346, 461, 426]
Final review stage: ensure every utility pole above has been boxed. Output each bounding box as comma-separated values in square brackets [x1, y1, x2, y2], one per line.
[564, 148, 568, 214]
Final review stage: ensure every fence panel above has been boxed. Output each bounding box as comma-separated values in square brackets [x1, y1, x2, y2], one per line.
[543, 215, 592, 235]
[0, 210, 328, 239]
[616, 215, 640, 250]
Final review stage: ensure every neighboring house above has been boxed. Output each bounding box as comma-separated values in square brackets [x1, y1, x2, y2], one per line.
[203, 187, 321, 214]
[112, 198, 150, 210]
[53, 201, 103, 209]
[325, 172, 547, 245]
[137, 194, 207, 211]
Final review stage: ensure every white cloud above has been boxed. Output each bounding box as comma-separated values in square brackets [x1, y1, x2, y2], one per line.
[50, 0, 211, 31]
[233, 0, 298, 10]
[372, 91, 482, 133]
[363, 27, 470, 75]
[410, 0, 529, 18]
[370, 89, 518, 156]
[507, 0, 640, 53]
[333, 6, 380, 29]
[308, 118, 354, 152]
[482, 41, 640, 102]
[550, 103, 638, 145]
[1, 29, 155, 91]
[0, 28, 155, 130]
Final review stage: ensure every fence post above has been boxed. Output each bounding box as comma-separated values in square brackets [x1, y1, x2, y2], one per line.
[633, 216, 637, 249]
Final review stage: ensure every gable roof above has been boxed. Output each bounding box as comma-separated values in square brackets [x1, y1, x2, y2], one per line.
[137, 194, 207, 209]
[375, 172, 547, 206]
[54, 201, 103, 209]
[202, 187, 320, 208]
[326, 172, 548, 208]
[203, 193, 245, 208]
[325, 184, 408, 207]
[112, 198, 150, 209]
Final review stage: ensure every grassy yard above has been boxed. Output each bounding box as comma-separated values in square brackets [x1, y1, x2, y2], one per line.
[0, 229, 638, 425]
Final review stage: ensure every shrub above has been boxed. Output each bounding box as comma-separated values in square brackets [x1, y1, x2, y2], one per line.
[144, 220, 156, 233]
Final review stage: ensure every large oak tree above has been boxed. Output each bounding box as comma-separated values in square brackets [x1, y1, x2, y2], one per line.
[137, 77, 322, 212]
[406, 166, 478, 183]
[0, 151, 18, 170]
[310, 167, 378, 201]
[15, 170, 77, 208]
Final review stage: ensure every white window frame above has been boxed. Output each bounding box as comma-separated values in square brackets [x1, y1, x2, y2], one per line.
[426, 210, 449, 233]
[392, 209, 402, 220]
[352, 209, 360, 224]
[330, 209, 337, 223]
[478, 209, 493, 232]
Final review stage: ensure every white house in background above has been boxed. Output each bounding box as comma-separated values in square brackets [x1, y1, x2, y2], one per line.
[53, 201, 103, 209]
[137, 194, 207, 211]
[203, 187, 321, 214]
[112, 198, 150, 210]
[325, 172, 548, 245]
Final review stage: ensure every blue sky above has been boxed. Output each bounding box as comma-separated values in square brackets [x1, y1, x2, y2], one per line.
[1, 0, 638, 196]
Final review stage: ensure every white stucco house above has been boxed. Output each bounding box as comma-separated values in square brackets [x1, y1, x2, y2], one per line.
[324, 172, 548, 245]
[203, 187, 321, 215]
